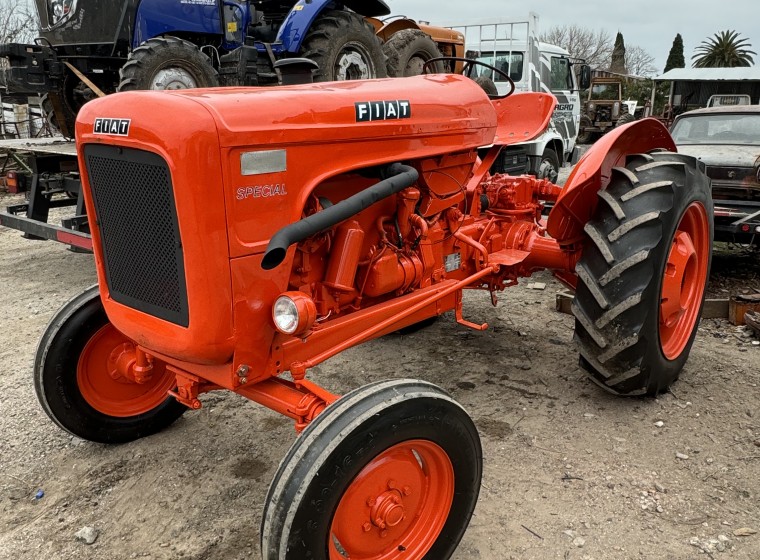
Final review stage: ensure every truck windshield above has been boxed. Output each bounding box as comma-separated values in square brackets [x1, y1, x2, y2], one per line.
[474, 52, 524, 82]
[671, 113, 760, 145]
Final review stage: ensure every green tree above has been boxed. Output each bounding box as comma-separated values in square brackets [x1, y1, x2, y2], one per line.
[664, 34, 685, 72]
[692, 30, 755, 68]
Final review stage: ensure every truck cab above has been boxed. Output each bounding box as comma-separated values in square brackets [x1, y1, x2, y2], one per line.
[450, 14, 588, 180]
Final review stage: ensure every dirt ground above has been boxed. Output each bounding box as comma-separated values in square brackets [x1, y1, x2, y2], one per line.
[0, 188, 759, 560]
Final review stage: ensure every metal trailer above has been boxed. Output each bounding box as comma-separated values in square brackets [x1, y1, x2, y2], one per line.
[0, 137, 91, 250]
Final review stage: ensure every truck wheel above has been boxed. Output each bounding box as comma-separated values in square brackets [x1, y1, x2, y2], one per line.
[384, 29, 444, 77]
[40, 93, 77, 137]
[573, 152, 713, 396]
[261, 379, 481, 559]
[536, 147, 560, 183]
[301, 10, 387, 82]
[577, 116, 596, 144]
[34, 286, 186, 443]
[117, 36, 219, 92]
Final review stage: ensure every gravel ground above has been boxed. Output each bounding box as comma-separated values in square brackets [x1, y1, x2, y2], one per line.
[1, 171, 759, 559]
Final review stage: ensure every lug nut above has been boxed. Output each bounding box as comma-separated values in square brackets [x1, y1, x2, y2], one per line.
[387, 479, 396, 490]
[403, 486, 412, 496]
[366, 497, 375, 507]
[362, 523, 371, 532]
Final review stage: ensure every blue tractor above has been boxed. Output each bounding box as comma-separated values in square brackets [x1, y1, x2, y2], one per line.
[0, 0, 393, 136]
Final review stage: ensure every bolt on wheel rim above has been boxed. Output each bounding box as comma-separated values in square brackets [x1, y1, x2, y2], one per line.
[329, 440, 454, 559]
[659, 202, 710, 360]
[77, 324, 176, 417]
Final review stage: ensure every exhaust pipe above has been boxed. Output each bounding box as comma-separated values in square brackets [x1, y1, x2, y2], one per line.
[261, 163, 419, 270]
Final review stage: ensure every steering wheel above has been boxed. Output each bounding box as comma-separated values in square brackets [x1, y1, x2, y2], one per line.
[422, 57, 516, 99]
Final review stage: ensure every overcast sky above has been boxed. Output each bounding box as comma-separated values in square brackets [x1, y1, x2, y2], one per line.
[388, 0, 757, 75]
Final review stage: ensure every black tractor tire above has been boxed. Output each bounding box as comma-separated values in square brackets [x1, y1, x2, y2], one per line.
[473, 75, 498, 96]
[300, 10, 387, 82]
[261, 379, 481, 559]
[577, 115, 596, 144]
[34, 286, 186, 443]
[536, 147, 560, 183]
[617, 112, 636, 127]
[117, 36, 219, 92]
[40, 92, 77, 138]
[573, 152, 713, 396]
[384, 29, 444, 77]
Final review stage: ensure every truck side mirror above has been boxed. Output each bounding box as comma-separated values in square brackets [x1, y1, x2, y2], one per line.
[578, 65, 591, 90]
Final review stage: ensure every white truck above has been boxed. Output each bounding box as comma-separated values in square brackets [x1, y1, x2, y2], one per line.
[444, 14, 590, 181]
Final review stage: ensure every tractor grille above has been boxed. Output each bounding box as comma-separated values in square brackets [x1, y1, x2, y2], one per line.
[84, 144, 189, 327]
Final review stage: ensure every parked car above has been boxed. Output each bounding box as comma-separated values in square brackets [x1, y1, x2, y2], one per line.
[671, 106, 760, 245]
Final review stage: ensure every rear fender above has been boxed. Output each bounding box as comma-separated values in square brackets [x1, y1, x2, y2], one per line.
[546, 118, 676, 246]
[278, 0, 390, 53]
[492, 92, 556, 147]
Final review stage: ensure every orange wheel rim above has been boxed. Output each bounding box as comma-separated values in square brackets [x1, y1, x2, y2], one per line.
[329, 440, 454, 559]
[659, 202, 710, 360]
[77, 324, 175, 417]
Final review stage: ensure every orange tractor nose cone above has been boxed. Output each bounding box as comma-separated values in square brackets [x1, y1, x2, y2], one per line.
[659, 203, 710, 360]
[329, 440, 454, 559]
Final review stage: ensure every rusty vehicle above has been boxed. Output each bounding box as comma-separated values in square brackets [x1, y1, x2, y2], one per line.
[578, 76, 626, 144]
[671, 105, 760, 245]
[33, 62, 713, 557]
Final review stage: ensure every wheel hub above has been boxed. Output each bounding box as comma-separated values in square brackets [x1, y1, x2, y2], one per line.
[659, 202, 710, 360]
[77, 324, 176, 417]
[335, 45, 372, 80]
[370, 489, 406, 530]
[329, 440, 453, 559]
[151, 67, 198, 90]
[661, 231, 697, 327]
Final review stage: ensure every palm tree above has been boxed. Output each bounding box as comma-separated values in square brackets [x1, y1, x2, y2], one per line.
[692, 30, 756, 68]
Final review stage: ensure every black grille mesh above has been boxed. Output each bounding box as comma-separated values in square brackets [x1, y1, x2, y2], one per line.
[84, 145, 188, 326]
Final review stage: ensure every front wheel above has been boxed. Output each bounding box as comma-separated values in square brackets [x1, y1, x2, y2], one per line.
[573, 152, 713, 396]
[34, 286, 186, 443]
[261, 379, 482, 559]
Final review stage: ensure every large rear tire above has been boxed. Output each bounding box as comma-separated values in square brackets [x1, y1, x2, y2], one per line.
[117, 36, 219, 92]
[34, 286, 186, 443]
[300, 10, 387, 82]
[261, 379, 481, 559]
[573, 152, 713, 396]
[384, 29, 444, 77]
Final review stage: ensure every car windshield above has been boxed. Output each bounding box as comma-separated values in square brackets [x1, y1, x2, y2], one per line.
[671, 113, 760, 145]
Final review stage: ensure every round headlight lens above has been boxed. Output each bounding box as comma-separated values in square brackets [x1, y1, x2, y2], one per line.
[273, 296, 299, 334]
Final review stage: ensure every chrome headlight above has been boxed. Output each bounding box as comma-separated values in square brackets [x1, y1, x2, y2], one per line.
[272, 292, 317, 336]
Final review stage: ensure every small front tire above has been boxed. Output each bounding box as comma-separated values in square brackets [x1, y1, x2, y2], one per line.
[261, 379, 482, 559]
[34, 286, 186, 443]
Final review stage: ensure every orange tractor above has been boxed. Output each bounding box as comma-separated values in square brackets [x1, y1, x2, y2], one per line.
[34, 62, 712, 558]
